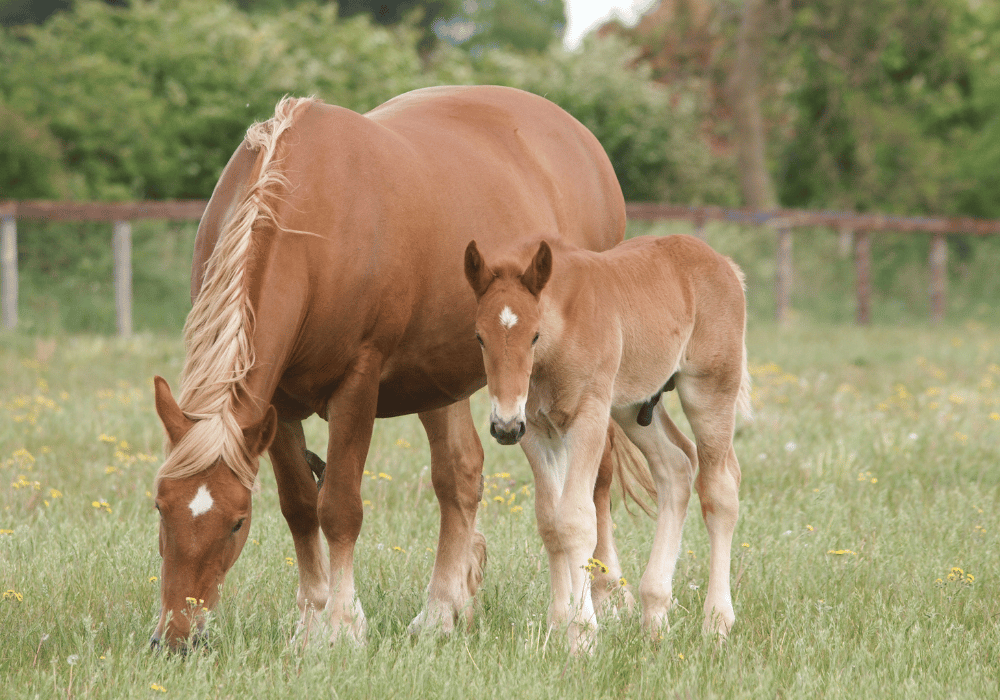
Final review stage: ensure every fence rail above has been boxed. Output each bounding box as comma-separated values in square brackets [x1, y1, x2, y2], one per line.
[3, 199, 999, 335]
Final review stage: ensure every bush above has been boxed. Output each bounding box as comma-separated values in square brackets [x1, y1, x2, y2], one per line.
[477, 36, 739, 204]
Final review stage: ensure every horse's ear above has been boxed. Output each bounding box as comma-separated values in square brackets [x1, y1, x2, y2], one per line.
[464, 240, 493, 298]
[521, 241, 552, 297]
[243, 405, 278, 458]
[153, 376, 193, 445]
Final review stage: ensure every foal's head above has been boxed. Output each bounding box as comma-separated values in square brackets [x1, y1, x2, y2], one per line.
[464, 240, 552, 445]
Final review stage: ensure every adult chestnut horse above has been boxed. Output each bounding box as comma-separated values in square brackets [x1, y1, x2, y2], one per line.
[465, 235, 750, 652]
[150, 86, 625, 650]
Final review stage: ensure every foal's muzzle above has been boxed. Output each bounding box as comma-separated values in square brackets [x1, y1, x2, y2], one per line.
[490, 417, 525, 445]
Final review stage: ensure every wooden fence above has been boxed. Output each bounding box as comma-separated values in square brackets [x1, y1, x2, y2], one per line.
[2, 199, 999, 335]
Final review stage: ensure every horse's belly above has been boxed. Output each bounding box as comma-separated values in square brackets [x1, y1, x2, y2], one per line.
[375, 353, 486, 418]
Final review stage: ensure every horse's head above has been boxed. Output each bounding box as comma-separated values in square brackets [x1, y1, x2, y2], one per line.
[464, 240, 552, 445]
[149, 376, 277, 652]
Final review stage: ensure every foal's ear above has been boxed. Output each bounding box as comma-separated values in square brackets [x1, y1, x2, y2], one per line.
[464, 240, 493, 298]
[153, 376, 194, 445]
[521, 241, 552, 297]
[243, 405, 278, 458]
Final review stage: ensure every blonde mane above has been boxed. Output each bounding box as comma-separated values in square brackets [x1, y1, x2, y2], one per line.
[156, 96, 315, 492]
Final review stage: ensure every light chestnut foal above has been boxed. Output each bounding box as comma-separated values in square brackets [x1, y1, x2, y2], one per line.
[464, 234, 751, 652]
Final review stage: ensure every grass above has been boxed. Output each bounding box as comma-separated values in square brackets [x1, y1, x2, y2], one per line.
[1, 320, 998, 698]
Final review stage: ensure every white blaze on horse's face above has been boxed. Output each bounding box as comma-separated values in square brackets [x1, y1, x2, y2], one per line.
[188, 484, 214, 517]
[152, 466, 252, 651]
[499, 306, 518, 329]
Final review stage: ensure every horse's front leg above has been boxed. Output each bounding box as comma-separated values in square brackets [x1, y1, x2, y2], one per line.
[408, 399, 486, 634]
[317, 352, 382, 644]
[268, 418, 330, 644]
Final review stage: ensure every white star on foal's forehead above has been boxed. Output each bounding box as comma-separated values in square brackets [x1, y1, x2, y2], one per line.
[188, 484, 214, 517]
[499, 306, 518, 329]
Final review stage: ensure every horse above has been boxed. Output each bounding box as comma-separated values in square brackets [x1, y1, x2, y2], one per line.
[463, 233, 751, 652]
[149, 85, 627, 650]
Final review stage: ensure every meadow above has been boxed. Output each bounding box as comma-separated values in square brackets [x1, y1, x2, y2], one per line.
[1, 224, 999, 698]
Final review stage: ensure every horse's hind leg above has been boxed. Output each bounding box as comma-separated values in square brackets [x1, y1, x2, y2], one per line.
[408, 398, 486, 634]
[590, 424, 635, 615]
[268, 418, 330, 644]
[611, 404, 697, 638]
[677, 374, 741, 636]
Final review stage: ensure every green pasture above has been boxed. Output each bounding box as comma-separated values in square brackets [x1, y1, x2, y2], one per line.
[1, 320, 998, 698]
[2, 222, 999, 697]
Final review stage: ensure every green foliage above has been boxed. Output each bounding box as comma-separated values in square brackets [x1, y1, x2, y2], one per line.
[0, 99, 68, 198]
[0, 0, 721, 205]
[776, 0, 1000, 217]
[0, 0, 464, 200]
[478, 36, 739, 204]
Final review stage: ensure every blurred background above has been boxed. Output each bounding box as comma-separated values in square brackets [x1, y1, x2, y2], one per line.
[2, 0, 999, 332]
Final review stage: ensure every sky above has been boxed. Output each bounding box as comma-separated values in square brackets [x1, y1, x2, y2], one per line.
[563, 0, 654, 49]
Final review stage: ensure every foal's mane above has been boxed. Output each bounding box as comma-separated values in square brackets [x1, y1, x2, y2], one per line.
[155, 96, 315, 492]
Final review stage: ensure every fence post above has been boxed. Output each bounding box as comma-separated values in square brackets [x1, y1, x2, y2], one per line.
[838, 225, 854, 258]
[775, 227, 792, 323]
[112, 220, 132, 337]
[929, 233, 947, 324]
[693, 214, 707, 241]
[1, 214, 16, 330]
[853, 229, 870, 325]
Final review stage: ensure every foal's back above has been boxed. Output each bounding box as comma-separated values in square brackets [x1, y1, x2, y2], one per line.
[548, 234, 746, 407]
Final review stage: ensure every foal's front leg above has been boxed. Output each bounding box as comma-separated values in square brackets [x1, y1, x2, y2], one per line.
[523, 412, 607, 654]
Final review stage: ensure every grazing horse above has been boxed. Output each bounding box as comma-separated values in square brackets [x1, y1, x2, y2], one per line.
[149, 86, 626, 650]
[464, 234, 751, 652]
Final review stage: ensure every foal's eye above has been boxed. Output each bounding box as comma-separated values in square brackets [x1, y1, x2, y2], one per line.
[532, 332, 540, 346]
[232, 519, 245, 534]
[476, 333, 484, 347]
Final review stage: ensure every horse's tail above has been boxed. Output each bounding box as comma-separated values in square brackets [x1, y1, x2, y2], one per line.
[608, 421, 658, 518]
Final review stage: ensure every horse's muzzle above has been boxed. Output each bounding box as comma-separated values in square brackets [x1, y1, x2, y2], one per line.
[490, 418, 525, 445]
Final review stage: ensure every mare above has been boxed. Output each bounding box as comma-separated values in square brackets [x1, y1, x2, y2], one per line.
[464, 234, 751, 652]
[149, 86, 626, 650]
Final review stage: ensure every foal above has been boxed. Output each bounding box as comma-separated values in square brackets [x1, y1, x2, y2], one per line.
[464, 234, 750, 651]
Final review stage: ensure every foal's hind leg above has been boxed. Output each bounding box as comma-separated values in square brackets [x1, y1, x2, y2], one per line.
[269, 418, 330, 645]
[611, 404, 697, 638]
[590, 425, 635, 615]
[677, 376, 741, 635]
[408, 399, 487, 635]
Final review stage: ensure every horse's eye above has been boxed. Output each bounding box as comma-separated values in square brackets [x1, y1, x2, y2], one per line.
[232, 518, 245, 534]
[476, 333, 484, 347]
[532, 332, 540, 346]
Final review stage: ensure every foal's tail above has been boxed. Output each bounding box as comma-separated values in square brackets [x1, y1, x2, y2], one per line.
[736, 344, 753, 422]
[727, 256, 753, 424]
[608, 421, 658, 518]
